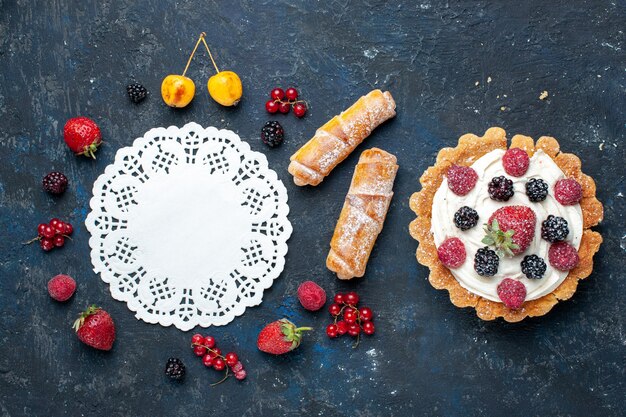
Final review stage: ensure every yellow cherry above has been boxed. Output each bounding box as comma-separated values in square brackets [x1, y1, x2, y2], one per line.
[161, 75, 195, 108]
[207, 71, 242, 106]
[201, 38, 243, 107]
[161, 33, 205, 108]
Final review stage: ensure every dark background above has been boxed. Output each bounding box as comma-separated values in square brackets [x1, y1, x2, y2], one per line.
[1, 1, 624, 416]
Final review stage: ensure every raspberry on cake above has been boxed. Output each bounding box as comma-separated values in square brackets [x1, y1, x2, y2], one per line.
[409, 127, 603, 322]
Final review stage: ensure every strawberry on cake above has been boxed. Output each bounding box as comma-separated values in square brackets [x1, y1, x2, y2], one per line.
[409, 128, 603, 322]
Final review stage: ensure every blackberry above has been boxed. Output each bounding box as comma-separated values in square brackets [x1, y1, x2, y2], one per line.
[42, 171, 68, 195]
[127, 83, 147, 103]
[541, 215, 569, 242]
[488, 176, 514, 201]
[521, 254, 547, 279]
[526, 178, 548, 202]
[261, 121, 284, 148]
[474, 247, 499, 276]
[164, 357, 185, 380]
[454, 206, 479, 230]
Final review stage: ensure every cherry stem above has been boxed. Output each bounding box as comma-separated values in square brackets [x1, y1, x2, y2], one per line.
[210, 367, 229, 387]
[182, 32, 206, 77]
[200, 36, 220, 74]
[192, 342, 232, 386]
[23, 236, 41, 245]
[352, 332, 361, 349]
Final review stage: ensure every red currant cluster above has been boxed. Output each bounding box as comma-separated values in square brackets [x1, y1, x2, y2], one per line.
[28, 218, 74, 251]
[326, 292, 375, 347]
[265, 87, 307, 118]
[191, 334, 246, 385]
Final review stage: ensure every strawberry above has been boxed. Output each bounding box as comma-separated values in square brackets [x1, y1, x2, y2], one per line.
[72, 305, 115, 351]
[483, 206, 536, 256]
[63, 117, 102, 158]
[257, 318, 311, 355]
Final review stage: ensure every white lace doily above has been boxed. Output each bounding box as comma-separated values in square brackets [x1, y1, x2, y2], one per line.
[85, 122, 292, 330]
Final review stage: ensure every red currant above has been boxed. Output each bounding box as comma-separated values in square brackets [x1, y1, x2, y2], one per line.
[53, 221, 66, 234]
[37, 223, 47, 237]
[42, 225, 55, 239]
[210, 347, 222, 358]
[333, 293, 344, 304]
[326, 324, 338, 338]
[329, 303, 341, 316]
[343, 308, 357, 324]
[344, 292, 359, 306]
[49, 218, 61, 229]
[293, 102, 307, 118]
[40, 238, 54, 251]
[347, 323, 360, 337]
[202, 354, 214, 367]
[336, 320, 348, 335]
[359, 307, 373, 321]
[278, 101, 290, 114]
[234, 369, 247, 380]
[191, 334, 204, 345]
[53, 235, 65, 247]
[265, 100, 279, 114]
[203, 336, 216, 348]
[193, 346, 206, 357]
[64, 223, 74, 235]
[362, 321, 375, 335]
[225, 352, 238, 367]
[213, 357, 226, 371]
[270, 88, 285, 101]
[285, 87, 298, 101]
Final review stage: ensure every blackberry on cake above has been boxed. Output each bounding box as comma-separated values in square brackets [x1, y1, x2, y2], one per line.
[488, 175, 514, 201]
[526, 178, 548, 202]
[454, 206, 479, 230]
[521, 254, 547, 279]
[541, 215, 569, 242]
[474, 247, 499, 276]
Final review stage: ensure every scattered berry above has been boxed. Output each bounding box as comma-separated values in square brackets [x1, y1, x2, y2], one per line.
[344, 292, 359, 306]
[554, 178, 582, 205]
[548, 242, 579, 271]
[502, 148, 530, 177]
[191, 335, 246, 384]
[474, 247, 499, 276]
[488, 176, 514, 201]
[261, 121, 284, 148]
[293, 102, 307, 118]
[47, 274, 76, 301]
[497, 278, 527, 310]
[362, 321, 375, 335]
[521, 255, 547, 279]
[126, 83, 148, 103]
[278, 101, 291, 114]
[72, 305, 115, 351]
[326, 292, 375, 347]
[27, 218, 73, 252]
[446, 165, 478, 196]
[234, 369, 247, 380]
[485, 206, 536, 256]
[270, 88, 285, 101]
[526, 178, 548, 202]
[64, 117, 102, 158]
[437, 237, 466, 269]
[164, 358, 185, 380]
[257, 318, 312, 355]
[265, 100, 279, 113]
[297, 281, 326, 311]
[454, 206, 479, 231]
[42, 172, 68, 195]
[541, 215, 569, 242]
[285, 87, 298, 101]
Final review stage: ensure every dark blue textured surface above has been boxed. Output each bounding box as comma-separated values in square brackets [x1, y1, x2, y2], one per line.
[0, 1, 625, 416]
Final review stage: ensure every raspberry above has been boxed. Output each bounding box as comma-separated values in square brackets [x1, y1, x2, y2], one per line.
[42, 171, 68, 195]
[47, 274, 76, 301]
[526, 178, 548, 202]
[502, 148, 530, 177]
[454, 206, 479, 230]
[521, 255, 547, 279]
[488, 176, 514, 201]
[164, 357, 185, 380]
[127, 83, 148, 103]
[297, 281, 327, 311]
[474, 247, 499, 276]
[437, 237, 466, 268]
[548, 242, 579, 271]
[497, 278, 526, 310]
[554, 178, 582, 205]
[261, 121, 284, 148]
[446, 165, 478, 196]
[541, 215, 569, 242]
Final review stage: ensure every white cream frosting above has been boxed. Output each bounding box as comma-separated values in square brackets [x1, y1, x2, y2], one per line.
[431, 149, 583, 302]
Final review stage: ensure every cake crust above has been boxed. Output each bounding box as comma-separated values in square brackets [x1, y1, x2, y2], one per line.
[409, 127, 603, 322]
